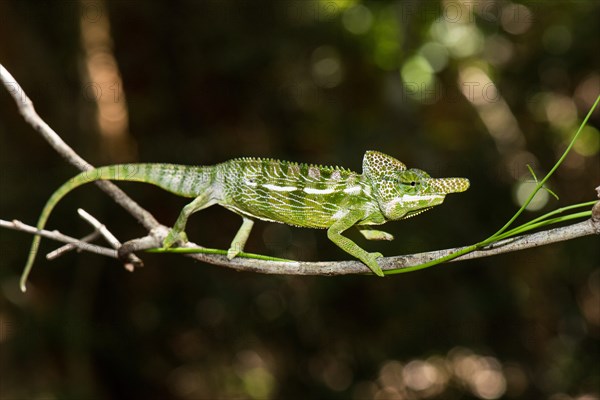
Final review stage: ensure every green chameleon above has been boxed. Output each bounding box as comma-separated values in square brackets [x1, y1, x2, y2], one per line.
[20, 151, 469, 290]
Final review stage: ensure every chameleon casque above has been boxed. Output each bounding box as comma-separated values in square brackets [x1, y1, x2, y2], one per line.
[20, 151, 469, 290]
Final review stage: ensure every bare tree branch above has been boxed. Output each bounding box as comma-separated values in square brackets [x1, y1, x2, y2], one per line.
[1, 63, 598, 279]
[6, 214, 596, 276]
[47, 231, 101, 260]
[593, 186, 600, 222]
[0, 64, 159, 231]
[176, 217, 600, 275]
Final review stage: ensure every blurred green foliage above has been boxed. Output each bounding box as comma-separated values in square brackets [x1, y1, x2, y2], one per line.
[0, 0, 598, 399]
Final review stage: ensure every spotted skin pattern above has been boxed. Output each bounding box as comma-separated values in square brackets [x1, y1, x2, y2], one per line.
[20, 151, 469, 289]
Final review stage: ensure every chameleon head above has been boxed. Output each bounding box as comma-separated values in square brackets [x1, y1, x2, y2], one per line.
[362, 151, 470, 220]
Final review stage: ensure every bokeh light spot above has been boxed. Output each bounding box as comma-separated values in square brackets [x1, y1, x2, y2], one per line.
[574, 74, 600, 109]
[342, 4, 373, 34]
[379, 360, 404, 391]
[471, 368, 507, 399]
[418, 42, 448, 72]
[311, 46, 344, 88]
[372, 7, 402, 70]
[543, 25, 572, 55]
[400, 54, 439, 102]
[501, 3, 533, 35]
[235, 350, 276, 399]
[545, 94, 578, 131]
[513, 181, 550, 211]
[573, 126, 600, 157]
[402, 359, 438, 391]
[401, 55, 434, 88]
[431, 19, 484, 58]
[483, 34, 514, 66]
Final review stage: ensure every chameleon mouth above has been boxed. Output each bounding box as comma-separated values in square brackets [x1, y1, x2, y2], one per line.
[402, 207, 433, 219]
[385, 195, 444, 220]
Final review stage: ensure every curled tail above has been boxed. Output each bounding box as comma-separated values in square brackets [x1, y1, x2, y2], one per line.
[20, 163, 214, 292]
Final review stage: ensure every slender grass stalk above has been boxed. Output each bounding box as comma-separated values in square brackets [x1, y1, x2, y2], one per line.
[385, 94, 600, 275]
[147, 247, 294, 262]
[487, 95, 599, 240]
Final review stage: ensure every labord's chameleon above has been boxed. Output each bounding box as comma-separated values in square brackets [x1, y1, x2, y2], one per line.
[20, 151, 469, 290]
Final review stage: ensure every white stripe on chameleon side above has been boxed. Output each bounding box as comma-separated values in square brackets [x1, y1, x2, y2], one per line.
[303, 187, 336, 195]
[343, 185, 362, 194]
[262, 183, 298, 192]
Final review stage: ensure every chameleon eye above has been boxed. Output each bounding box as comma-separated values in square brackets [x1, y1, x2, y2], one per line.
[410, 181, 416, 186]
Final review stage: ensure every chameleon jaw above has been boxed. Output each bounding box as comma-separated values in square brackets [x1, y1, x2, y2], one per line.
[383, 195, 445, 220]
[401, 207, 434, 219]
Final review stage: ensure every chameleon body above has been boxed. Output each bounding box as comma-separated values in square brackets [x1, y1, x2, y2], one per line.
[20, 151, 469, 290]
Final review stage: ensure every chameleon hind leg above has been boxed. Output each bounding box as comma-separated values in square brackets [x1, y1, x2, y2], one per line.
[163, 192, 215, 248]
[227, 217, 254, 259]
[327, 209, 385, 277]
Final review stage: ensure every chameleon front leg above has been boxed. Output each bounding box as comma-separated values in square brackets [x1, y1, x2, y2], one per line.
[163, 193, 213, 248]
[227, 217, 254, 259]
[357, 227, 394, 241]
[327, 209, 385, 277]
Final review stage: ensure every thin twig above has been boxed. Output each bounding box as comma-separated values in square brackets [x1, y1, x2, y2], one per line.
[1, 219, 117, 259]
[77, 209, 121, 248]
[47, 231, 101, 260]
[77, 208, 143, 271]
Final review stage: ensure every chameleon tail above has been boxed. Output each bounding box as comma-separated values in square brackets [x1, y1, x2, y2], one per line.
[20, 164, 214, 292]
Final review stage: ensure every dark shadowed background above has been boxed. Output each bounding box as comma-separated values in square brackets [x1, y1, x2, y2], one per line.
[0, 1, 599, 399]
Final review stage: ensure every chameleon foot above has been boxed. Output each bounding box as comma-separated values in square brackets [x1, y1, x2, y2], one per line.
[227, 239, 244, 259]
[226, 246, 241, 260]
[227, 218, 253, 260]
[362, 252, 385, 277]
[162, 229, 188, 249]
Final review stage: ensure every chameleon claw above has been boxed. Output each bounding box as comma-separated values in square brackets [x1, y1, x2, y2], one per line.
[226, 247, 241, 260]
[162, 229, 188, 249]
[227, 237, 248, 259]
